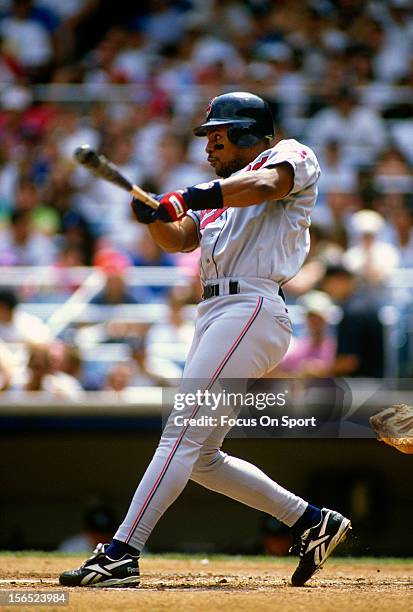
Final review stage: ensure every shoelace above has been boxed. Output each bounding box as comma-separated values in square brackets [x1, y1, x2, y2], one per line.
[80, 543, 106, 568]
[289, 528, 310, 557]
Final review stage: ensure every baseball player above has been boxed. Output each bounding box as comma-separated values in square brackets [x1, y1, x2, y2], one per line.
[60, 92, 351, 588]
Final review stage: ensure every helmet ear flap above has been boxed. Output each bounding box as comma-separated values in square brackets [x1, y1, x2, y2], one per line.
[227, 125, 261, 147]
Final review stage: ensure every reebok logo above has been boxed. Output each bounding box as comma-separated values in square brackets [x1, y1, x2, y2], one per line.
[85, 558, 131, 575]
[106, 559, 133, 570]
[85, 563, 112, 576]
[305, 534, 330, 553]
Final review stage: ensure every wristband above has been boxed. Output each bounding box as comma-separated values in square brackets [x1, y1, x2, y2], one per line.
[183, 181, 223, 212]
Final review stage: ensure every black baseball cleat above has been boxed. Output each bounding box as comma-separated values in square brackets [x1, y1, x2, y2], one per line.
[290, 508, 351, 587]
[59, 543, 140, 588]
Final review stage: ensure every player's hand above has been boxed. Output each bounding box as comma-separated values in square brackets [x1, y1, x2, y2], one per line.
[130, 196, 159, 224]
[157, 192, 187, 222]
[130, 191, 187, 225]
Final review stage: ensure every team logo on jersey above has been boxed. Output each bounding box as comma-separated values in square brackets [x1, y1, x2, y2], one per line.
[200, 208, 227, 230]
[205, 97, 216, 118]
[246, 154, 270, 172]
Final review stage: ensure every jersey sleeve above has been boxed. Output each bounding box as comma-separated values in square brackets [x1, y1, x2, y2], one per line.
[261, 140, 321, 195]
[187, 210, 202, 241]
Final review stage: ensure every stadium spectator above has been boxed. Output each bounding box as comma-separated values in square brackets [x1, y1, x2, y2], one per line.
[48, 340, 84, 394]
[104, 362, 132, 392]
[321, 265, 385, 378]
[313, 190, 359, 249]
[153, 130, 209, 194]
[40, 0, 101, 64]
[373, 146, 413, 195]
[306, 87, 387, 166]
[0, 0, 53, 80]
[0, 209, 57, 265]
[344, 209, 400, 286]
[91, 272, 137, 306]
[58, 502, 117, 554]
[139, 0, 186, 48]
[128, 336, 178, 387]
[128, 232, 178, 302]
[0, 288, 52, 343]
[83, 26, 135, 86]
[385, 197, 413, 267]
[84, 134, 144, 248]
[59, 210, 96, 266]
[92, 245, 155, 304]
[0, 338, 18, 390]
[0, 141, 19, 212]
[316, 139, 357, 197]
[129, 102, 175, 178]
[390, 114, 413, 167]
[21, 344, 51, 391]
[0, 31, 24, 84]
[17, 343, 83, 398]
[131, 232, 176, 269]
[59, 342, 83, 379]
[284, 224, 344, 297]
[371, 3, 413, 83]
[56, 105, 99, 161]
[111, 28, 153, 84]
[274, 291, 336, 378]
[14, 178, 59, 235]
[259, 515, 292, 557]
[146, 286, 194, 369]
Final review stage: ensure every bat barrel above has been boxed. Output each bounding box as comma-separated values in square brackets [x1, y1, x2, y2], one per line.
[73, 144, 159, 210]
[74, 145, 99, 166]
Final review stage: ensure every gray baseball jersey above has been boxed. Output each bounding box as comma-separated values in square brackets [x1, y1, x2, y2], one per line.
[187, 138, 321, 285]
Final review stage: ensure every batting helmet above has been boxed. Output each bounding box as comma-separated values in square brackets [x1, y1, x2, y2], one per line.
[193, 92, 275, 147]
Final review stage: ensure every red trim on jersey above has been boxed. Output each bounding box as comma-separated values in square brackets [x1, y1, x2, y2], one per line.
[199, 154, 271, 230]
[200, 208, 227, 230]
[246, 154, 270, 172]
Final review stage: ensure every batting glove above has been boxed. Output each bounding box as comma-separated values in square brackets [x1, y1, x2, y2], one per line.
[130, 191, 187, 225]
[158, 191, 187, 222]
[130, 196, 158, 224]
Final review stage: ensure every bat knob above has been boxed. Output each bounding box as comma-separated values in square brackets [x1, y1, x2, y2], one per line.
[74, 144, 94, 164]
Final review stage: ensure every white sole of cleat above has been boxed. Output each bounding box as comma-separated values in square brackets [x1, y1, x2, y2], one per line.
[88, 576, 140, 588]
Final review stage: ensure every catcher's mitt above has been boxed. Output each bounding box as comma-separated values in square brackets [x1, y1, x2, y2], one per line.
[369, 404, 413, 454]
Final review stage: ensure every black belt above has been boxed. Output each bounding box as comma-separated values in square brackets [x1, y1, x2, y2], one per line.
[202, 281, 285, 302]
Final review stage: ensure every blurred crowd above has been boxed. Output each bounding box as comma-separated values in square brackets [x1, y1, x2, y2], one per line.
[1, 0, 413, 395]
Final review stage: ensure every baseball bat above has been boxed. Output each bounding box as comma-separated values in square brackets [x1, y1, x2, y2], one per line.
[73, 144, 159, 210]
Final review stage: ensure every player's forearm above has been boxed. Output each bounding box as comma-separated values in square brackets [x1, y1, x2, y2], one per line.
[220, 165, 294, 207]
[146, 221, 186, 252]
[146, 219, 197, 253]
[146, 164, 294, 225]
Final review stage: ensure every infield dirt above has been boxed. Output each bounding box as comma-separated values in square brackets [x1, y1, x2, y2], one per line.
[0, 555, 411, 612]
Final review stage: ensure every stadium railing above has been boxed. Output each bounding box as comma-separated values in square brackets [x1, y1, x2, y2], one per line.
[0, 266, 412, 379]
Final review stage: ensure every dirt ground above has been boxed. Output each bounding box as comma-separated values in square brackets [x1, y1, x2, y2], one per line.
[0, 555, 412, 612]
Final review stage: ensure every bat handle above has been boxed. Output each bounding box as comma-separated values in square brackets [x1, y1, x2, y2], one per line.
[131, 184, 159, 210]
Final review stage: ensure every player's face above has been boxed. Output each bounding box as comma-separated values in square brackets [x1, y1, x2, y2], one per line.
[205, 128, 248, 178]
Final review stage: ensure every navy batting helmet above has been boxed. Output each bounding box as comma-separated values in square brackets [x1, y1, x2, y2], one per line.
[193, 92, 275, 147]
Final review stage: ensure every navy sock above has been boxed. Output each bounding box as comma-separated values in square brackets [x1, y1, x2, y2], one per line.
[106, 539, 140, 559]
[292, 504, 322, 536]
